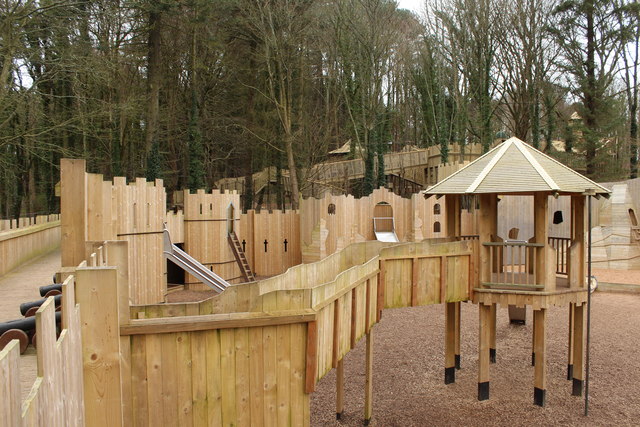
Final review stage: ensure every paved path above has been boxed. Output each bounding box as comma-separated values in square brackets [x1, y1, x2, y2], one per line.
[0, 249, 61, 401]
[0, 249, 60, 322]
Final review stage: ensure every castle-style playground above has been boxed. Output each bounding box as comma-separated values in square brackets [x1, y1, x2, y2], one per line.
[2, 137, 636, 426]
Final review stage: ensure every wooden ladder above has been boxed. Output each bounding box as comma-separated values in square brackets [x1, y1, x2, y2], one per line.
[228, 231, 256, 282]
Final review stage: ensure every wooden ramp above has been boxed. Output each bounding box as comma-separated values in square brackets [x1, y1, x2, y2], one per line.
[228, 231, 255, 282]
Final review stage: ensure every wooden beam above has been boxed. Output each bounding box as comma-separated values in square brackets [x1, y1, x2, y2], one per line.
[61, 159, 87, 267]
[572, 303, 585, 396]
[478, 194, 497, 288]
[533, 308, 547, 406]
[478, 303, 491, 400]
[350, 289, 357, 349]
[364, 329, 374, 425]
[567, 303, 575, 380]
[454, 302, 461, 369]
[120, 311, 316, 336]
[534, 193, 552, 291]
[489, 304, 497, 363]
[336, 359, 344, 420]
[569, 196, 585, 289]
[377, 260, 385, 322]
[332, 299, 341, 368]
[445, 302, 456, 384]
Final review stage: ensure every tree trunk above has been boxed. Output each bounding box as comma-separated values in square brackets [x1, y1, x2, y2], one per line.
[145, 9, 162, 173]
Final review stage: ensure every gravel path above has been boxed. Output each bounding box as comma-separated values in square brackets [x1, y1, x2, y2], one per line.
[311, 292, 640, 426]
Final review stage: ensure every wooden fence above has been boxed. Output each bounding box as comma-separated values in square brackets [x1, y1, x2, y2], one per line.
[239, 209, 301, 277]
[0, 270, 84, 426]
[0, 214, 60, 231]
[61, 159, 166, 305]
[78, 239, 473, 427]
[0, 217, 61, 277]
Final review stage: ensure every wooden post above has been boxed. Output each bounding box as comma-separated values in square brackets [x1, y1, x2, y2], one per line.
[76, 266, 123, 426]
[455, 301, 461, 369]
[61, 159, 87, 267]
[567, 303, 575, 380]
[531, 311, 536, 366]
[105, 241, 133, 426]
[478, 194, 498, 287]
[533, 308, 547, 407]
[364, 329, 373, 425]
[336, 359, 345, 420]
[569, 196, 585, 288]
[445, 302, 456, 384]
[478, 303, 491, 400]
[445, 195, 461, 238]
[489, 303, 497, 363]
[534, 193, 551, 290]
[572, 303, 585, 396]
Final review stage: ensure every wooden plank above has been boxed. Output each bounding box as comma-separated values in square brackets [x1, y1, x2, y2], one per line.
[205, 330, 223, 426]
[61, 159, 87, 267]
[120, 311, 316, 335]
[220, 329, 237, 425]
[160, 333, 179, 426]
[0, 340, 21, 427]
[190, 332, 207, 426]
[276, 325, 292, 426]
[289, 323, 307, 426]
[130, 335, 149, 426]
[175, 332, 193, 427]
[411, 258, 418, 306]
[248, 327, 265, 427]
[145, 334, 164, 426]
[235, 328, 251, 427]
[75, 267, 123, 426]
[263, 325, 278, 425]
[305, 321, 318, 393]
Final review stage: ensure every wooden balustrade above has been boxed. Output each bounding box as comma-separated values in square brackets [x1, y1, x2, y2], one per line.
[548, 236, 571, 275]
[482, 242, 544, 290]
[460, 234, 479, 241]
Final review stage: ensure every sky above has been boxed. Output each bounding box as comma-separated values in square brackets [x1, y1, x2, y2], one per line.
[397, 0, 424, 14]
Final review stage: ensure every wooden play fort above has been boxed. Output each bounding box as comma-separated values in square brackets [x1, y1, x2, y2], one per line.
[0, 137, 607, 426]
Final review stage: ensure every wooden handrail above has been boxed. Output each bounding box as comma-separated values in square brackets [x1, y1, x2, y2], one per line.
[483, 241, 544, 247]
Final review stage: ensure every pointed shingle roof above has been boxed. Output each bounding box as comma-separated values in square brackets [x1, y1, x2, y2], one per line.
[424, 137, 610, 196]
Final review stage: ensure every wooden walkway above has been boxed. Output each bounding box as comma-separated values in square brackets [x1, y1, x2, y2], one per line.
[0, 249, 61, 401]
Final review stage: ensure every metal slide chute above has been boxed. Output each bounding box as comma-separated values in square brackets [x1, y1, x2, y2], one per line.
[373, 216, 399, 242]
[163, 228, 229, 293]
[373, 202, 399, 243]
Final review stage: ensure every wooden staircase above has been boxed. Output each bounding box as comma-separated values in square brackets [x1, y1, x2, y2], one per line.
[228, 231, 256, 282]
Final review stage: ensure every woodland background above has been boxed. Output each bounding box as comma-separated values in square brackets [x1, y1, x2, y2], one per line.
[1, 0, 639, 216]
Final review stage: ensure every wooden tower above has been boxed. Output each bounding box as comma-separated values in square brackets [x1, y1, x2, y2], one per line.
[425, 137, 610, 406]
